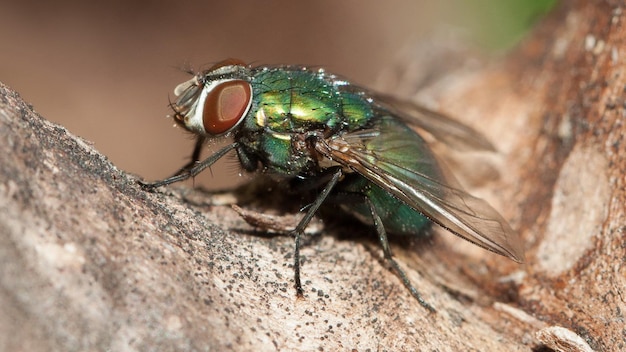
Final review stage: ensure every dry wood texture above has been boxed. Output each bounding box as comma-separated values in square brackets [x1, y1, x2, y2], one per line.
[1, 1, 624, 350]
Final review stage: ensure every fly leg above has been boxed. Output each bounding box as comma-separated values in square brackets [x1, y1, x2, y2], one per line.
[291, 166, 343, 297]
[362, 196, 436, 312]
[139, 142, 238, 189]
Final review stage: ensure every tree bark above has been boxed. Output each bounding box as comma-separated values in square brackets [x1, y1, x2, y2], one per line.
[0, 1, 623, 350]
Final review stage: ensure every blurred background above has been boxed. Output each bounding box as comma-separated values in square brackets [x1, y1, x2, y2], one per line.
[0, 0, 556, 189]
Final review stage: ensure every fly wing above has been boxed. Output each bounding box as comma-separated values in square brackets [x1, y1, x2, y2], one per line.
[315, 115, 524, 262]
[338, 82, 496, 152]
[372, 93, 497, 152]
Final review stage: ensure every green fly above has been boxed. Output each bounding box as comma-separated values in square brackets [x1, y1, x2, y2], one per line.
[140, 59, 524, 311]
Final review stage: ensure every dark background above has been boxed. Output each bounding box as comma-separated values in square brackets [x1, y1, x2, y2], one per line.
[0, 0, 555, 189]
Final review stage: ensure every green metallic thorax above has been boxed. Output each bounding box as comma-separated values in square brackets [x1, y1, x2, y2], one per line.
[239, 67, 373, 175]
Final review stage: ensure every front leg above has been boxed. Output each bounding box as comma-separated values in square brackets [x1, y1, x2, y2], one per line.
[139, 142, 239, 189]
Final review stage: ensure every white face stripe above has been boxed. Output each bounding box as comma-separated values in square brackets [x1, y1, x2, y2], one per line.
[182, 78, 221, 135]
[174, 77, 198, 97]
[177, 77, 253, 136]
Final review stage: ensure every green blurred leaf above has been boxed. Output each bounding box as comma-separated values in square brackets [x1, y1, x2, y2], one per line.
[456, 0, 558, 50]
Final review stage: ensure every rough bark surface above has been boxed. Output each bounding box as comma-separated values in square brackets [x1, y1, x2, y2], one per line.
[1, 1, 624, 350]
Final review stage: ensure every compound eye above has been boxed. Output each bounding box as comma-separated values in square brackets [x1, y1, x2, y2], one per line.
[203, 80, 252, 135]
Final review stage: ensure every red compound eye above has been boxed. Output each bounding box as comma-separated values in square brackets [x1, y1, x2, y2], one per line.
[203, 80, 251, 135]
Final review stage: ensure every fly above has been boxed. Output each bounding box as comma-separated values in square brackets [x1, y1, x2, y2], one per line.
[140, 59, 525, 312]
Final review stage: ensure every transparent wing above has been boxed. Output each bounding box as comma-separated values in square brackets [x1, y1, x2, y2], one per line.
[339, 82, 496, 151]
[315, 115, 524, 262]
[372, 93, 497, 151]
